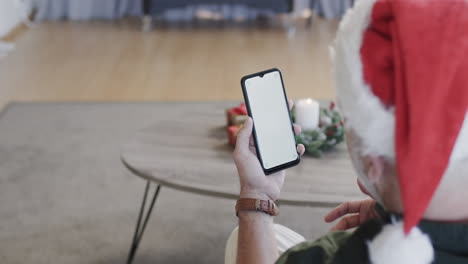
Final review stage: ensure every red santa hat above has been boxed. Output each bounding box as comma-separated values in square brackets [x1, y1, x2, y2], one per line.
[333, 0, 468, 263]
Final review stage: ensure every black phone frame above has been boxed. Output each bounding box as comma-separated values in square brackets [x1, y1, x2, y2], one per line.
[240, 68, 301, 175]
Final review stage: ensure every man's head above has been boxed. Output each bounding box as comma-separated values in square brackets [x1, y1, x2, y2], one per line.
[332, 0, 468, 228]
[345, 127, 468, 221]
[345, 129, 402, 214]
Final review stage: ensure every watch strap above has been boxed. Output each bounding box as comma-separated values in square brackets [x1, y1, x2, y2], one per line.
[236, 198, 279, 216]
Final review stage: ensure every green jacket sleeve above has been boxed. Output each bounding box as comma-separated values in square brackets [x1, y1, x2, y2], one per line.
[276, 231, 352, 264]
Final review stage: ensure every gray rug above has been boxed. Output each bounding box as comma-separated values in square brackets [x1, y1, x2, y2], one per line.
[0, 102, 335, 264]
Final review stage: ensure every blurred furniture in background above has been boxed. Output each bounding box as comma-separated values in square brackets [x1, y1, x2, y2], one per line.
[32, 0, 142, 21]
[141, 0, 294, 31]
[32, 0, 293, 22]
[313, 0, 354, 19]
[141, 0, 294, 32]
[32, 0, 353, 31]
[32, 0, 353, 22]
[146, 0, 292, 17]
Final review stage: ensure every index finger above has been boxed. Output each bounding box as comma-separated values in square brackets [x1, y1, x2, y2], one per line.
[234, 117, 253, 154]
[324, 201, 363, 223]
[331, 215, 361, 231]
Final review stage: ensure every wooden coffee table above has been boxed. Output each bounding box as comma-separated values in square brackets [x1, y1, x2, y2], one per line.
[121, 102, 364, 264]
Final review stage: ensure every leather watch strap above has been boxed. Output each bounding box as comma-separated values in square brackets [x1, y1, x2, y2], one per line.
[235, 198, 279, 217]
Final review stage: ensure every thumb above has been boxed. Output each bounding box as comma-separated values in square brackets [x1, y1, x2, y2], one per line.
[235, 117, 253, 150]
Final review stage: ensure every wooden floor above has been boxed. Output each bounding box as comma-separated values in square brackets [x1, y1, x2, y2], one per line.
[0, 18, 339, 109]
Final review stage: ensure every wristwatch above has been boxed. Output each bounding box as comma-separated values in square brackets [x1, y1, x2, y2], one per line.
[236, 198, 279, 217]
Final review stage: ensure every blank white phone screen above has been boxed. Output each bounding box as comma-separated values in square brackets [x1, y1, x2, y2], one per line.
[245, 71, 298, 170]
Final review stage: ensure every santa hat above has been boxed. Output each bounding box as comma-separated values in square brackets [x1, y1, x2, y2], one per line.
[333, 0, 468, 263]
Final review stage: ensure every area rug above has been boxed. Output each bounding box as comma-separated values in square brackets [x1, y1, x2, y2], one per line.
[0, 102, 334, 264]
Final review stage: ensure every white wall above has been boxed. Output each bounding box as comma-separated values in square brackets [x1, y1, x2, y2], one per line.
[0, 0, 27, 38]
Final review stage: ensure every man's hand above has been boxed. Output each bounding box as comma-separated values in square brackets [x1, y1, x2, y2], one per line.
[324, 199, 379, 231]
[234, 100, 305, 264]
[233, 100, 305, 201]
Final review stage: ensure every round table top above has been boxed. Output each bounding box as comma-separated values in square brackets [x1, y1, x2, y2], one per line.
[121, 102, 365, 208]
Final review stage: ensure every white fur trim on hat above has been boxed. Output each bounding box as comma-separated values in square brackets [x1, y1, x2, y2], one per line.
[332, 0, 396, 159]
[367, 220, 434, 264]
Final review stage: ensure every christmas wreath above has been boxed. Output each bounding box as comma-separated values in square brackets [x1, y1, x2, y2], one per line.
[292, 102, 345, 157]
[226, 102, 345, 157]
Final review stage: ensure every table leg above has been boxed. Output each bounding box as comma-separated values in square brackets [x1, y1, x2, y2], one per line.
[126, 181, 161, 264]
[142, 0, 152, 32]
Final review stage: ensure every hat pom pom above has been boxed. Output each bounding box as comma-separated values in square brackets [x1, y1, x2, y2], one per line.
[367, 220, 434, 264]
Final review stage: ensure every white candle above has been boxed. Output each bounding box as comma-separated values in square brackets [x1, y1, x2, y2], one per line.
[295, 98, 320, 130]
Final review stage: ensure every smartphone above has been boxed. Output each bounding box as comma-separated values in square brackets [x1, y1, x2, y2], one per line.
[241, 68, 300, 175]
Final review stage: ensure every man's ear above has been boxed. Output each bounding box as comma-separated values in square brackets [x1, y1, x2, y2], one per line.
[364, 156, 386, 184]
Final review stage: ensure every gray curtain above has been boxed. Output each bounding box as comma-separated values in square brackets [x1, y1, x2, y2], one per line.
[33, 0, 142, 21]
[312, 0, 353, 19]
